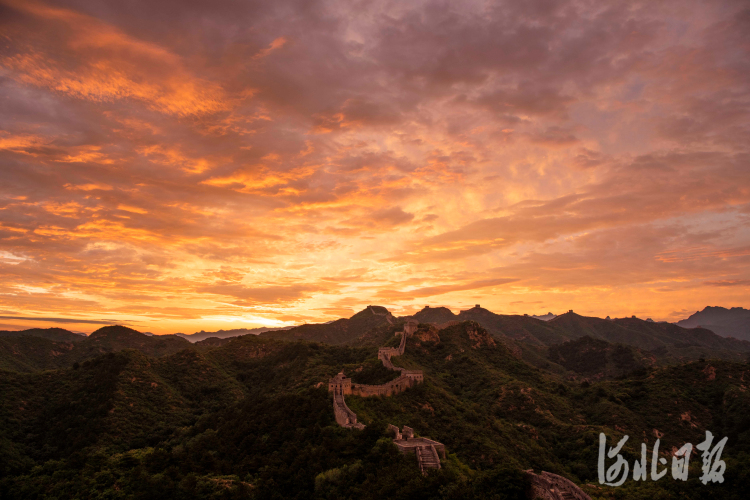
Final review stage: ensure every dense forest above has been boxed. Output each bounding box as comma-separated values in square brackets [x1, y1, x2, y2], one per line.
[1, 315, 749, 499]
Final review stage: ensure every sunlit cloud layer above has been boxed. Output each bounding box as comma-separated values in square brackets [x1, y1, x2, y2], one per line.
[1, 0, 748, 333]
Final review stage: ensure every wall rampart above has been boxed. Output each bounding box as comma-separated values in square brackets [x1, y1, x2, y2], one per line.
[329, 317, 424, 429]
[525, 471, 591, 500]
[333, 390, 364, 429]
[351, 372, 422, 397]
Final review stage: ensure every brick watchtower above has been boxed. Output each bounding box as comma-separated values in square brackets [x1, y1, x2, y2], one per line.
[328, 371, 352, 395]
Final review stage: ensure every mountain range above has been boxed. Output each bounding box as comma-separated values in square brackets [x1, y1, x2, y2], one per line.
[677, 306, 750, 342]
[1, 312, 748, 499]
[175, 326, 291, 343]
[0, 325, 191, 372]
[3, 305, 749, 375]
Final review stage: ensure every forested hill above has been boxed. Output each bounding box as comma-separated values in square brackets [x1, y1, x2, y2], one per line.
[4, 306, 749, 374]
[0, 320, 748, 499]
[259, 305, 395, 345]
[255, 304, 750, 365]
[415, 306, 750, 365]
[0, 327, 86, 343]
[0, 325, 191, 372]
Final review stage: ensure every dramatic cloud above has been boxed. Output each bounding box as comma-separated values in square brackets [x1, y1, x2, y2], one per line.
[0, 0, 748, 332]
[0, 315, 118, 325]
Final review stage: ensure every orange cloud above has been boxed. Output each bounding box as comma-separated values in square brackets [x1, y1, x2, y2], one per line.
[376, 278, 519, 300]
[0, 0, 748, 333]
[1, 0, 229, 116]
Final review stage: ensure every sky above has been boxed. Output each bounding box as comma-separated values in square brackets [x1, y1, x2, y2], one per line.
[1, 0, 749, 335]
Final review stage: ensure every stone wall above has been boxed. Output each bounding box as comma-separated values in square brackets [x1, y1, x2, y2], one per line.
[393, 437, 446, 459]
[329, 371, 352, 395]
[435, 320, 459, 330]
[333, 389, 364, 429]
[390, 424, 446, 474]
[404, 318, 419, 336]
[351, 372, 423, 397]
[367, 305, 395, 325]
[378, 347, 402, 369]
[328, 319, 444, 475]
[329, 317, 424, 430]
[525, 471, 591, 500]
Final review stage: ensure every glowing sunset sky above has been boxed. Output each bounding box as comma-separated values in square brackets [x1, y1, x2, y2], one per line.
[1, 0, 749, 334]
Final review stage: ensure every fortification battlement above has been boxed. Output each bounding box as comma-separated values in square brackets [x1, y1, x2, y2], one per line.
[403, 317, 419, 336]
[351, 371, 424, 397]
[328, 320, 444, 476]
[328, 317, 425, 432]
[525, 471, 592, 500]
[367, 305, 391, 316]
[330, 317, 423, 398]
[328, 371, 352, 395]
[388, 424, 445, 474]
[333, 390, 364, 429]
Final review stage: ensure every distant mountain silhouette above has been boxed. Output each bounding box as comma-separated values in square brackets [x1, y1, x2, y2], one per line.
[176, 326, 291, 343]
[676, 306, 750, 342]
[0, 325, 191, 372]
[531, 312, 556, 321]
[2, 314, 749, 499]
[548, 335, 645, 379]
[3, 306, 750, 373]
[547, 312, 750, 362]
[260, 305, 395, 345]
[413, 306, 457, 324]
[0, 327, 86, 343]
[408, 306, 750, 365]
[259, 304, 750, 364]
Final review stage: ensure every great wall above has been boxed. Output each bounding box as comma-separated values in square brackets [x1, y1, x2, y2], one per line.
[328, 315, 444, 473]
[327, 308, 592, 498]
[525, 470, 592, 500]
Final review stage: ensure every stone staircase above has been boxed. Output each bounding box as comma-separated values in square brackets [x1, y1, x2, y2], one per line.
[525, 470, 592, 500]
[329, 317, 433, 472]
[416, 445, 441, 474]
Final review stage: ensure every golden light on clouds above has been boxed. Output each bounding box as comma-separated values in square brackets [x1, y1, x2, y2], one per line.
[0, 0, 748, 334]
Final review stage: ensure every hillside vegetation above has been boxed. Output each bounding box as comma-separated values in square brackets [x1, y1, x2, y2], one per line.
[0, 320, 748, 499]
[0, 326, 192, 373]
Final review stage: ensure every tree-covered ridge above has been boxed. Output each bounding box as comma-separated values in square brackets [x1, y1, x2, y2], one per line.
[548, 336, 645, 379]
[0, 327, 86, 343]
[259, 306, 394, 346]
[0, 325, 192, 373]
[1, 320, 748, 498]
[2, 306, 748, 377]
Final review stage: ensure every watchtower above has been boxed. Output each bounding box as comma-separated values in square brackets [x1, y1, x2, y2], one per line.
[328, 371, 352, 395]
[404, 317, 419, 336]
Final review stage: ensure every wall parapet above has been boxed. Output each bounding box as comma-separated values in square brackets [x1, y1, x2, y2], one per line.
[329, 317, 424, 431]
[333, 390, 364, 429]
[525, 470, 591, 500]
[390, 425, 445, 474]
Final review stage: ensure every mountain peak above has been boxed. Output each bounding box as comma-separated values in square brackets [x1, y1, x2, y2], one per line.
[414, 306, 456, 324]
[457, 305, 493, 317]
[350, 305, 391, 319]
[90, 325, 147, 338]
[677, 306, 750, 341]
